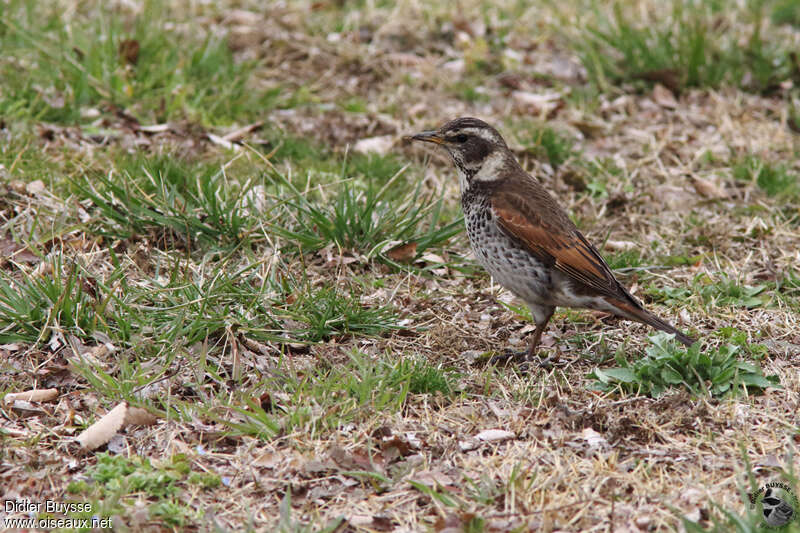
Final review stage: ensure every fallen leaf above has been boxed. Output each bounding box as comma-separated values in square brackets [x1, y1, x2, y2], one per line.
[604, 240, 638, 252]
[0, 235, 38, 264]
[207, 133, 238, 151]
[222, 121, 264, 142]
[411, 469, 454, 487]
[386, 242, 417, 262]
[511, 91, 564, 115]
[119, 39, 140, 64]
[475, 429, 515, 442]
[26, 180, 46, 196]
[652, 83, 677, 108]
[581, 427, 608, 449]
[4, 388, 58, 403]
[123, 406, 158, 426]
[76, 402, 128, 450]
[690, 176, 726, 199]
[137, 123, 170, 133]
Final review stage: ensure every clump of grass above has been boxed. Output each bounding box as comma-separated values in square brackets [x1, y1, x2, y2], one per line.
[605, 249, 644, 270]
[226, 352, 457, 439]
[772, 0, 800, 26]
[590, 332, 779, 398]
[0, 258, 122, 344]
[269, 168, 462, 264]
[516, 123, 577, 168]
[576, 2, 799, 94]
[74, 153, 255, 249]
[732, 155, 800, 198]
[272, 274, 399, 342]
[0, 0, 281, 124]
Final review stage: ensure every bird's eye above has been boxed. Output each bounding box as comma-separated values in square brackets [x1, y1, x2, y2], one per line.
[453, 134, 468, 143]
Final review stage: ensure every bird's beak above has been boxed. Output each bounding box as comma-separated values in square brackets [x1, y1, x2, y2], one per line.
[410, 130, 445, 144]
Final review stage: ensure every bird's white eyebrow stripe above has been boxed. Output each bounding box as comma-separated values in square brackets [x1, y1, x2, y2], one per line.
[447, 127, 497, 143]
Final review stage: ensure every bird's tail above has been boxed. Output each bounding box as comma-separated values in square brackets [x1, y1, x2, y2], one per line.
[608, 298, 696, 347]
[639, 311, 696, 347]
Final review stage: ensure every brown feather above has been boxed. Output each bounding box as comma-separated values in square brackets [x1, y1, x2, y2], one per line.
[490, 184, 625, 302]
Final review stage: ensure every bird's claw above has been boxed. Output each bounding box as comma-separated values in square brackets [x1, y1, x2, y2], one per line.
[488, 349, 558, 371]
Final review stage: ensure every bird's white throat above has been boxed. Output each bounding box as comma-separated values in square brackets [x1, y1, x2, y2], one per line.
[455, 150, 507, 193]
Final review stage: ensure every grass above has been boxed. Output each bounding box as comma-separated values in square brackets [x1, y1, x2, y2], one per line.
[225, 351, 458, 440]
[3, 0, 800, 530]
[513, 122, 578, 168]
[590, 332, 779, 398]
[576, 1, 800, 93]
[0, 0, 282, 125]
[0, 257, 123, 344]
[268, 166, 463, 265]
[271, 274, 399, 341]
[74, 153, 257, 249]
[732, 155, 800, 199]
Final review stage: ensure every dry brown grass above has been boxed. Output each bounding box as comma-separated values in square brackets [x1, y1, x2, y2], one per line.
[1, 0, 800, 531]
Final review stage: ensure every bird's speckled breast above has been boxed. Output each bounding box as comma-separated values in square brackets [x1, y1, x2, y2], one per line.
[462, 191, 553, 305]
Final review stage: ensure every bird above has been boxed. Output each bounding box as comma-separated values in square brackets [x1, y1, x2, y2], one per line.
[409, 117, 695, 363]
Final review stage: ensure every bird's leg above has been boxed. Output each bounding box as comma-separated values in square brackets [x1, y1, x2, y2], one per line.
[524, 306, 555, 367]
[489, 305, 555, 369]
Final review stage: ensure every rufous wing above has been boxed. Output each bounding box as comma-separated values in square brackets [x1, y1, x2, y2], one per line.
[490, 191, 623, 300]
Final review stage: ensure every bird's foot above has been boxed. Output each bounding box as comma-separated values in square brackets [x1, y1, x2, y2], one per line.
[488, 349, 527, 366]
[488, 349, 559, 371]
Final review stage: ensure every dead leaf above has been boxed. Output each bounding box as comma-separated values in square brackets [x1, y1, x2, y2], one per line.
[222, 121, 264, 142]
[76, 402, 128, 450]
[137, 123, 170, 133]
[475, 429, 515, 442]
[652, 83, 677, 108]
[512, 91, 564, 116]
[329, 446, 380, 472]
[0, 235, 38, 264]
[123, 406, 158, 426]
[637, 69, 682, 92]
[9, 399, 47, 417]
[119, 39, 140, 65]
[386, 242, 417, 262]
[26, 180, 46, 196]
[207, 133, 238, 151]
[4, 388, 58, 403]
[690, 176, 726, 199]
[581, 427, 608, 449]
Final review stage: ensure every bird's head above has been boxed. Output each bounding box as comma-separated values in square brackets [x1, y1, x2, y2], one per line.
[410, 117, 511, 190]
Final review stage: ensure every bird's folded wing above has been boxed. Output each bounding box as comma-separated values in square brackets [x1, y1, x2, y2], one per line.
[491, 192, 622, 299]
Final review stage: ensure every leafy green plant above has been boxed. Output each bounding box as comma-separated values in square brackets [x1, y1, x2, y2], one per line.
[590, 332, 779, 397]
[68, 453, 201, 528]
[647, 273, 771, 309]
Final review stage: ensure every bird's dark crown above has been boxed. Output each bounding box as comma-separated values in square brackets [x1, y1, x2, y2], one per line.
[438, 117, 507, 148]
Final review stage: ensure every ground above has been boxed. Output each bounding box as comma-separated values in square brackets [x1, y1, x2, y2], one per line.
[1, 0, 799, 531]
